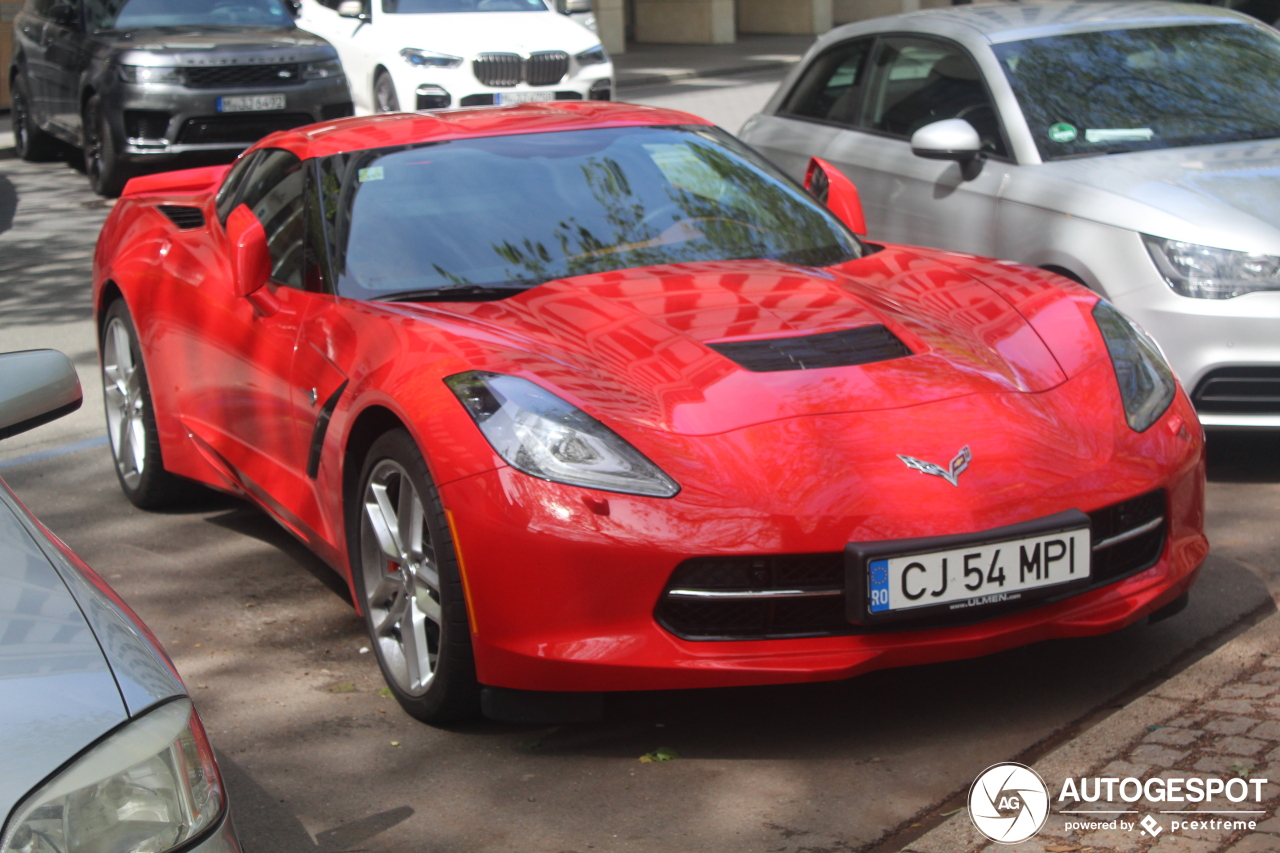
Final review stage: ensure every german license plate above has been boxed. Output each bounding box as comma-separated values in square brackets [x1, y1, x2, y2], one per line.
[217, 94, 286, 112]
[496, 91, 555, 105]
[847, 510, 1092, 625]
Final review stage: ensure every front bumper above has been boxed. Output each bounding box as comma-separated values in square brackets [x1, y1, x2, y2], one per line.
[107, 76, 352, 160]
[1115, 249, 1280, 430]
[438, 362, 1208, 693]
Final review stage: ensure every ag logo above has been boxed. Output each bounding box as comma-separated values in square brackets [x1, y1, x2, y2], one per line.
[968, 762, 1050, 844]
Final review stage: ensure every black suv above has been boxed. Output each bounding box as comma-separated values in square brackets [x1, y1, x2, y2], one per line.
[9, 0, 352, 195]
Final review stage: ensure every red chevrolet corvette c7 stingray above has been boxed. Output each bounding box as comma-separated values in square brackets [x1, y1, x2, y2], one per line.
[93, 102, 1207, 723]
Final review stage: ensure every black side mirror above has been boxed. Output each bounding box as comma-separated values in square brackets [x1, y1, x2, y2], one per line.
[48, 2, 79, 26]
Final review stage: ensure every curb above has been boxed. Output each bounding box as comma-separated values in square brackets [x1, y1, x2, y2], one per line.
[902, 612, 1280, 852]
[616, 57, 800, 90]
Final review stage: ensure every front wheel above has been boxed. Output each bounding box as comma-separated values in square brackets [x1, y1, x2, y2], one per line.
[11, 75, 61, 162]
[83, 95, 132, 197]
[351, 430, 480, 723]
[373, 71, 400, 113]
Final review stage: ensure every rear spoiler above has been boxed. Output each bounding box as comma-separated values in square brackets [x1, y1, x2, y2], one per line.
[121, 163, 233, 198]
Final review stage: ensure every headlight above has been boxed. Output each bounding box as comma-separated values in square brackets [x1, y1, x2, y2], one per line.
[0, 699, 223, 853]
[575, 45, 609, 66]
[1092, 301, 1177, 432]
[118, 65, 182, 85]
[1143, 235, 1280, 299]
[445, 371, 679, 498]
[302, 58, 344, 80]
[400, 48, 463, 69]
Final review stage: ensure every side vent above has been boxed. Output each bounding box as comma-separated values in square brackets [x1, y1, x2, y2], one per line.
[708, 325, 911, 372]
[157, 205, 206, 230]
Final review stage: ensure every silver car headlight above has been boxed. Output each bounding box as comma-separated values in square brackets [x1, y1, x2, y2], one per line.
[117, 65, 182, 85]
[400, 48, 463, 69]
[302, 58, 344, 80]
[1144, 235, 1280, 299]
[1092, 301, 1177, 432]
[445, 371, 679, 498]
[0, 699, 224, 853]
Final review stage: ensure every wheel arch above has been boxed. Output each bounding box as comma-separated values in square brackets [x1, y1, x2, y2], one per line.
[97, 280, 125, 334]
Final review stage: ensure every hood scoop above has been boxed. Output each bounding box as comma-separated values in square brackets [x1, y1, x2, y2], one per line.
[707, 325, 912, 373]
[157, 205, 206, 230]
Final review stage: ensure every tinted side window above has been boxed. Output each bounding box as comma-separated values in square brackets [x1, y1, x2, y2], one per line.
[865, 36, 1007, 157]
[215, 150, 260, 224]
[27, 0, 59, 17]
[781, 38, 872, 125]
[239, 149, 306, 289]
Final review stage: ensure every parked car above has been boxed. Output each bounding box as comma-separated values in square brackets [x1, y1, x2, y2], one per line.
[8, 0, 353, 196]
[92, 101, 1205, 725]
[0, 349, 239, 853]
[739, 0, 1280, 430]
[295, 0, 612, 114]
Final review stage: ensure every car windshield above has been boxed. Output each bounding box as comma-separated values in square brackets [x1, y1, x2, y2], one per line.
[994, 23, 1280, 159]
[326, 125, 861, 301]
[86, 0, 293, 30]
[381, 0, 549, 12]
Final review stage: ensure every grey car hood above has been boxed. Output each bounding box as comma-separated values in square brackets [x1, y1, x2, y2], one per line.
[102, 26, 337, 65]
[0, 483, 184, 821]
[1005, 138, 1280, 254]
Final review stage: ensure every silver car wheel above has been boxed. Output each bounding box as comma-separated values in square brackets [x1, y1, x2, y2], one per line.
[359, 459, 441, 696]
[102, 317, 147, 489]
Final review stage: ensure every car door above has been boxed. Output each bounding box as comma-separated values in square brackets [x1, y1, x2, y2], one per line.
[820, 35, 1010, 255]
[42, 0, 91, 133]
[739, 36, 874, 182]
[16, 0, 55, 116]
[173, 150, 325, 528]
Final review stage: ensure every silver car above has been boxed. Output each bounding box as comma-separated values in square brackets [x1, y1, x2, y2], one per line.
[740, 1, 1280, 430]
[0, 351, 240, 853]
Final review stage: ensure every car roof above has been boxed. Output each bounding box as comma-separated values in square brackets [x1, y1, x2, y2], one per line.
[839, 0, 1247, 44]
[256, 101, 715, 160]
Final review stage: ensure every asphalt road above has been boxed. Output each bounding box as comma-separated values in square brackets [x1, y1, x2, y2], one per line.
[1, 76, 1278, 853]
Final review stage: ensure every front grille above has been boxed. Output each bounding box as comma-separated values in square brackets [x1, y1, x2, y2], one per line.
[526, 51, 569, 86]
[473, 53, 522, 87]
[656, 491, 1167, 641]
[1089, 489, 1166, 583]
[1192, 367, 1280, 414]
[124, 110, 170, 140]
[320, 101, 355, 120]
[156, 205, 206, 230]
[656, 554, 846, 640]
[184, 63, 303, 89]
[708, 325, 912, 372]
[176, 113, 314, 145]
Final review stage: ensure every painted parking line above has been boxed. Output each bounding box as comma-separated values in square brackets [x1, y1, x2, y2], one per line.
[0, 435, 109, 471]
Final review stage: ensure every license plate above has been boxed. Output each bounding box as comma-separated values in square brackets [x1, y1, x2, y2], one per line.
[217, 94, 286, 113]
[847, 510, 1092, 625]
[495, 91, 555, 105]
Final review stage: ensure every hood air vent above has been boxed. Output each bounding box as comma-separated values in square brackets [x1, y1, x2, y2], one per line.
[708, 325, 911, 372]
[157, 205, 206, 230]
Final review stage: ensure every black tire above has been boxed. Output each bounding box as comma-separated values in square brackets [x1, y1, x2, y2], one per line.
[83, 95, 132, 197]
[373, 70, 400, 113]
[11, 75, 62, 162]
[100, 301, 198, 509]
[350, 429, 480, 724]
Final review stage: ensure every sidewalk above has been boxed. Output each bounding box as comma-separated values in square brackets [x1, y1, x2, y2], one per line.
[613, 34, 813, 89]
[904, 612, 1280, 853]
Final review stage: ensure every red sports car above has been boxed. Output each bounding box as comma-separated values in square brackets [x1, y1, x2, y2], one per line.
[93, 102, 1207, 724]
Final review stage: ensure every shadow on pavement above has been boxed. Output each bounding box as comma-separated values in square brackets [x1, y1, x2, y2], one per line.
[1206, 431, 1280, 483]
[218, 755, 413, 852]
[0, 174, 15, 234]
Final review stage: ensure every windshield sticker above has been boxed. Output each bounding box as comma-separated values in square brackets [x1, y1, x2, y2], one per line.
[1085, 128, 1154, 143]
[1048, 123, 1078, 143]
[358, 166, 385, 183]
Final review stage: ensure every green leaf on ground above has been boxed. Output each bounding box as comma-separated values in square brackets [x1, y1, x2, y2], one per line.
[326, 682, 357, 693]
[1146, 724, 1166, 731]
[378, 687, 392, 697]
[639, 747, 679, 763]
[1231, 762, 1254, 779]
[940, 807, 966, 817]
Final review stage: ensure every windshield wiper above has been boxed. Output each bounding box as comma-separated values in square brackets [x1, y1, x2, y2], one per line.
[375, 283, 534, 302]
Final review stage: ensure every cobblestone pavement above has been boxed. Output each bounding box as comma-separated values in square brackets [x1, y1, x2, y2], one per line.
[908, 616, 1280, 853]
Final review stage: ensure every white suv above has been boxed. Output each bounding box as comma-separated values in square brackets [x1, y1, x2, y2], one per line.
[297, 0, 612, 114]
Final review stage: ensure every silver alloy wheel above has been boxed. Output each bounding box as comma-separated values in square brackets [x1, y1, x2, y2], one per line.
[359, 459, 442, 696]
[102, 317, 147, 489]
